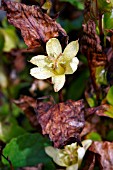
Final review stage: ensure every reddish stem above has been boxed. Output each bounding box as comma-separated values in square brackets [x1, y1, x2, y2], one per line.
[58, 89, 64, 102]
[1, 154, 14, 170]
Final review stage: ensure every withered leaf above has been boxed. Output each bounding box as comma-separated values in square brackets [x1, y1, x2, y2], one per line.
[89, 141, 113, 170]
[80, 20, 107, 98]
[85, 104, 113, 118]
[13, 95, 38, 129]
[37, 99, 85, 148]
[106, 29, 113, 50]
[84, 0, 98, 22]
[3, 1, 68, 49]
[14, 95, 53, 129]
[80, 121, 95, 138]
[80, 20, 102, 55]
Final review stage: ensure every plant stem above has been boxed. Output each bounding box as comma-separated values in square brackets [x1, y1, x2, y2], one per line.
[99, 13, 104, 48]
[1, 154, 14, 170]
[58, 89, 64, 102]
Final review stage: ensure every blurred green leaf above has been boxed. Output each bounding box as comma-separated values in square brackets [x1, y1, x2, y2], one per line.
[0, 68, 8, 89]
[0, 103, 10, 115]
[86, 94, 97, 107]
[78, 54, 88, 65]
[67, 69, 89, 100]
[104, 105, 113, 118]
[0, 102, 23, 117]
[104, 11, 113, 29]
[0, 116, 26, 143]
[58, 15, 83, 33]
[0, 28, 19, 52]
[60, 0, 84, 10]
[106, 130, 113, 141]
[2, 18, 15, 29]
[104, 11, 113, 30]
[98, 0, 113, 13]
[0, 30, 5, 52]
[96, 66, 107, 85]
[2, 133, 55, 170]
[86, 132, 102, 141]
[106, 86, 113, 106]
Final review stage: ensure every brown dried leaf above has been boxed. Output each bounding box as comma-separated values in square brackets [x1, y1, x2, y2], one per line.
[3, 1, 67, 49]
[85, 104, 113, 118]
[80, 20, 102, 55]
[106, 29, 113, 50]
[7, 49, 26, 73]
[89, 141, 113, 170]
[13, 95, 39, 129]
[80, 20, 107, 99]
[37, 99, 85, 148]
[84, 0, 99, 22]
[80, 121, 95, 138]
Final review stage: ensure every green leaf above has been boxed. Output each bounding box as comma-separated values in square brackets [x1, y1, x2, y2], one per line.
[106, 130, 113, 141]
[86, 132, 102, 141]
[0, 116, 26, 143]
[86, 95, 97, 107]
[106, 86, 113, 106]
[0, 30, 5, 52]
[96, 66, 107, 85]
[104, 11, 113, 30]
[2, 133, 55, 170]
[98, 0, 113, 13]
[104, 105, 113, 118]
[67, 69, 89, 100]
[0, 28, 19, 52]
[60, 0, 84, 10]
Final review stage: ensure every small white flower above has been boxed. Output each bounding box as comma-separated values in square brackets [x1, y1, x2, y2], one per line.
[30, 38, 79, 92]
[45, 140, 92, 170]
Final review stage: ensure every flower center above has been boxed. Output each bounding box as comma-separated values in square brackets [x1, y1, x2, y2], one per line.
[55, 63, 65, 74]
[48, 53, 65, 75]
[59, 147, 78, 166]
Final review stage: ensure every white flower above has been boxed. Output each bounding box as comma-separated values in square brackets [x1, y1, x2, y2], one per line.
[30, 38, 79, 92]
[45, 140, 92, 170]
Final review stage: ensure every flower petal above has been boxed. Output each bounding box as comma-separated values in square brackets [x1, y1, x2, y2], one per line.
[30, 67, 54, 79]
[52, 75, 65, 92]
[70, 57, 79, 72]
[77, 139, 92, 167]
[65, 57, 79, 74]
[65, 63, 73, 74]
[66, 164, 78, 170]
[45, 146, 66, 167]
[30, 55, 48, 67]
[46, 38, 62, 58]
[63, 40, 79, 60]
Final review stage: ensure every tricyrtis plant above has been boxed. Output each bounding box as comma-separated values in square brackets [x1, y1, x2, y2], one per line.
[30, 38, 79, 92]
[1, 0, 113, 170]
[45, 139, 92, 170]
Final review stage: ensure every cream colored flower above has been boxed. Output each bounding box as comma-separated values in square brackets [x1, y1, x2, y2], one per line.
[30, 38, 79, 92]
[45, 140, 92, 170]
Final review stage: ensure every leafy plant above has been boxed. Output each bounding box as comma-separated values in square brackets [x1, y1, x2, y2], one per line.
[0, 0, 113, 170]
